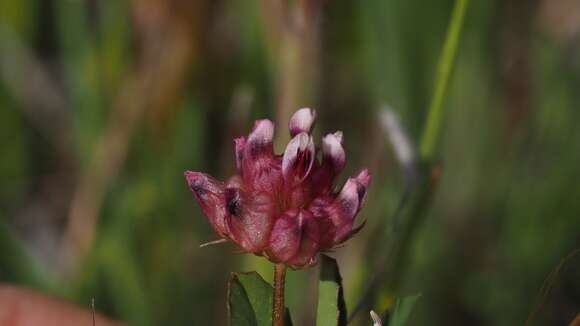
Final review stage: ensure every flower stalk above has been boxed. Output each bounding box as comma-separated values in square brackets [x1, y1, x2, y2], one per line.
[272, 263, 287, 326]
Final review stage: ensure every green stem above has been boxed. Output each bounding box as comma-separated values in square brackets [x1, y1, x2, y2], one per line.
[272, 263, 287, 326]
[419, 0, 469, 160]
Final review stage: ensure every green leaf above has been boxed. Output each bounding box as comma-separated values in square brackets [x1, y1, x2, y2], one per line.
[228, 273, 258, 326]
[388, 294, 421, 326]
[227, 271, 293, 326]
[316, 255, 347, 326]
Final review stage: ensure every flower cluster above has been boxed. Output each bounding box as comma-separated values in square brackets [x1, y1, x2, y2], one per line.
[185, 108, 370, 268]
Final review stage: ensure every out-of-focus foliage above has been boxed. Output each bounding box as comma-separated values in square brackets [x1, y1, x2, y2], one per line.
[0, 0, 579, 325]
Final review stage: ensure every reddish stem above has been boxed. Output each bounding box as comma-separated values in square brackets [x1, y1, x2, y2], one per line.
[273, 263, 287, 326]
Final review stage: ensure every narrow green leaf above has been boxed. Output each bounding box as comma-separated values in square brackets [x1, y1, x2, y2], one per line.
[316, 255, 347, 326]
[227, 271, 293, 326]
[388, 294, 421, 326]
[284, 308, 293, 326]
[0, 219, 53, 291]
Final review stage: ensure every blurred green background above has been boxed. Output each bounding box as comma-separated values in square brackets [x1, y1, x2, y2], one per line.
[1, 0, 579, 325]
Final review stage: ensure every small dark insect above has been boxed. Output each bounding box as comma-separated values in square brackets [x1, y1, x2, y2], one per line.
[225, 188, 241, 217]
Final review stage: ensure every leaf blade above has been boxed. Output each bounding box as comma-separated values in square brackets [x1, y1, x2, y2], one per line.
[228, 273, 258, 326]
[228, 271, 293, 326]
[237, 272, 273, 326]
[316, 255, 347, 326]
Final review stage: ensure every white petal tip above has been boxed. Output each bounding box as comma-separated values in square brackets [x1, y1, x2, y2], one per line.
[322, 132, 346, 171]
[289, 107, 317, 136]
[333, 130, 343, 143]
[356, 169, 371, 187]
[246, 120, 274, 157]
[184, 171, 205, 185]
[250, 119, 274, 141]
[370, 310, 382, 326]
[282, 133, 315, 180]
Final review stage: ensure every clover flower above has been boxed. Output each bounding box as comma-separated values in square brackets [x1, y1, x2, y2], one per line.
[185, 108, 370, 268]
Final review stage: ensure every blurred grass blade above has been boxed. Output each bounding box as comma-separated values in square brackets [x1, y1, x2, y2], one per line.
[379, 107, 417, 183]
[419, 0, 469, 160]
[388, 294, 421, 326]
[227, 271, 292, 326]
[99, 236, 151, 326]
[349, 1, 468, 322]
[0, 219, 54, 291]
[316, 255, 347, 326]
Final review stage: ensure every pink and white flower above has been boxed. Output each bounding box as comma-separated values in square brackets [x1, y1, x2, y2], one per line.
[185, 108, 370, 268]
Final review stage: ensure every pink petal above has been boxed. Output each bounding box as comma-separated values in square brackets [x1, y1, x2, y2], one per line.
[240, 119, 283, 193]
[354, 169, 371, 206]
[287, 226, 320, 267]
[289, 107, 317, 136]
[333, 170, 371, 241]
[308, 131, 346, 196]
[308, 196, 337, 249]
[185, 171, 278, 252]
[184, 171, 229, 237]
[268, 209, 320, 266]
[308, 169, 371, 245]
[246, 119, 274, 159]
[226, 190, 276, 253]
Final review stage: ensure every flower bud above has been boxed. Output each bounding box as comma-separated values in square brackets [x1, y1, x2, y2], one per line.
[331, 169, 370, 242]
[282, 132, 315, 183]
[240, 119, 282, 193]
[185, 171, 229, 237]
[246, 119, 274, 159]
[322, 131, 346, 174]
[289, 107, 317, 136]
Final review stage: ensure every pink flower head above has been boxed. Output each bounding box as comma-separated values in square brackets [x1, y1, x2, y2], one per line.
[185, 108, 370, 268]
